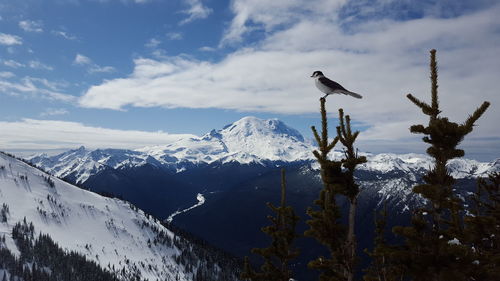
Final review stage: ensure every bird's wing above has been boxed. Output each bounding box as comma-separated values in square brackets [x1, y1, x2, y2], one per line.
[318, 77, 347, 91]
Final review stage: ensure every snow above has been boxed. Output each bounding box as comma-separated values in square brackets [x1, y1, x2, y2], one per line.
[0, 152, 195, 281]
[29, 116, 318, 181]
[166, 193, 206, 223]
[26, 116, 500, 213]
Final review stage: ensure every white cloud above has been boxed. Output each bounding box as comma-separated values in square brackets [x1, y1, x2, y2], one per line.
[220, 0, 346, 45]
[89, 65, 115, 73]
[3, 60, 25, 68]
[166, 32, 183, 40]
[74, 53, 92, 65]
[52, 30, 77, 40]
[145, 38, 161, 48]
[19, 20, 43, 33]
[74, 53, 115, 74]
[0, 77, 75, 102]
[79, 2, 500, 147]
[199, 46, 215, 52]
[0, 119, 195, 150]
[0, 33, 22, 45]
[29, 60, 54, 71]
[40, 108, 69, 117]
[0, 72, 15, 78]
[180, 0, 212, 25]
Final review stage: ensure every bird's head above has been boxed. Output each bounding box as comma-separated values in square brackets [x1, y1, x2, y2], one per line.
[310, 71, 324, 78]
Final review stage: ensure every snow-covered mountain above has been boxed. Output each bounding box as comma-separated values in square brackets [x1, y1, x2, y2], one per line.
[29, 116, 314, 183]
[138, 116, 312, 164]
[25, 116, 500, 224]
[0, 152, 239, 281]
[28, 116, 499, 185]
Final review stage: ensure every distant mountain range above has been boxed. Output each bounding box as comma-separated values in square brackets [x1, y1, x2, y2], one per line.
[28, 116, 498, 184]
[29, 116, 312, 184]
[25, 116, 500, 280]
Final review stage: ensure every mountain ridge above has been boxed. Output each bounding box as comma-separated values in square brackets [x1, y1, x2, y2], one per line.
[27, 116, 499, 184]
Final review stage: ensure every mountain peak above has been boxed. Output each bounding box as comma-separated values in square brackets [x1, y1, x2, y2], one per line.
[208, 116, 310, 162]
[220, 116, 304, 142]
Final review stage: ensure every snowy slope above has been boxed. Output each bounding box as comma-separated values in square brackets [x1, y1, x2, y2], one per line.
[0, 152, 234, 281]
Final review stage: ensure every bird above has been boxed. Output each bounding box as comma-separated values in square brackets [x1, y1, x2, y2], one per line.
[311, 71, 362, 99]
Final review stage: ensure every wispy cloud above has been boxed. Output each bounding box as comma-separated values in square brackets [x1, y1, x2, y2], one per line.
[199, 46, 215, 52]
[89, 65, 115, 73]
[79, 1, 500, 146]
[74, 53, 92, 65]
[29, 60, 54, 71]
[40, 108, 69, 117]
[0, 72, 15, 78]
[0, 119, 195, 150]
[87, 0, 151, 4]
[0, 33, 22, 45]
[0, 76, 74, 102]
[166, 32, 183, 40]
[179, 0, 212, 25]
[2, 59, 53, 71]
[73, 53, 115, 74]
[52, 30, 77, 40]
[3, 59, 25, 68]
[220, 0, 328, 46]
[19, 20, 43, 33]
[145, 38, 161, 48]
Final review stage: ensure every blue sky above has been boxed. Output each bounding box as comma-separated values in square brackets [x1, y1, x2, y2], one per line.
[0, 0, 499, 161]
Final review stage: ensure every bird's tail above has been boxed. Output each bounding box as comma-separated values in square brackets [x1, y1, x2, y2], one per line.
[341, 90, 362, 99]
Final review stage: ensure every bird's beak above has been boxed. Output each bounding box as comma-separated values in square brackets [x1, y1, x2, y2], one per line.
[310, 75, 314, 77]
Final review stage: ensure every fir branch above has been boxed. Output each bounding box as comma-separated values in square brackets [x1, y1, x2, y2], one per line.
[337, 126, 347, 147]
[462, 101, 490, 132]
[407, 94, 435, 116]
[409, 124, 426, 134]
[338, 109, 347, 138]
[346, 115, 352, 138]
[351, 131, 359, 143]
[312, 150, 322, 161]
[312, 126, 322, 147]
[326, 136, 340, 152]
[430, 49, 439, 113]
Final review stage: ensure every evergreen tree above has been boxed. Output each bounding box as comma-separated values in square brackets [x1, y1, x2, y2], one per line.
[241, 169, 300, 281]
[363, 204, 404, 281]
[464, 172, 500, 280]
[306, 97, 366, 281]
[390, 49, 490, 281]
